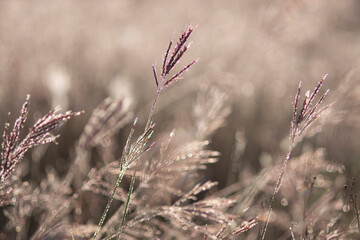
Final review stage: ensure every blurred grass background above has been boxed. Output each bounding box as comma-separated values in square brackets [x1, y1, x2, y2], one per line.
[0, 0, 360, 205]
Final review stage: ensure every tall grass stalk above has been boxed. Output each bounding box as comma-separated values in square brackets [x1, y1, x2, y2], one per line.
[92, 26, 196, 239]
[260, 74, 330, 239]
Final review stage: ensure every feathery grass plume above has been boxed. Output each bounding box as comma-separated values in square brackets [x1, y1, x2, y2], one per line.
[34, 97, 132, 240]
[260, 148, 346, 239]
[92, 26, 197, 240]
[0, 95, 82, 183]
[260, 74, 331, 239]
[138, 140, 219, 202]
[159, 26, 197, 87]
[108, 85, 253, 239]
[78, 98, 132, 149]
[102, 181, 236, 240]
[92, 26, 249, 240]
[0, 96, 81, 238]
[105, 129, 255, 239]
[193, 85, 231, 140]
[66, 97, 133, 188]
[96, 134, 221, 239]
[216, 147, 347, 239]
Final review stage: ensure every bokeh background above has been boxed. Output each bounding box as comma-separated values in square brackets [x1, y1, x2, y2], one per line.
[1, 0, 360, 238]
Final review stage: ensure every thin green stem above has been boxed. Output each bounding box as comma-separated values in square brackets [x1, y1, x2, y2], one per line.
[117, 170, 137, 240]
[92, 168, 127, 239]
[259, 145, 294, 240]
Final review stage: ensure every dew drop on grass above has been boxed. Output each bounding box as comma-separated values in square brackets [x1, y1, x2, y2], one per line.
[315, 174, 325, 187]
[76, 207, 82, 215]
[327, 164, 334, 172]
[343, 204, 350, 212]
[242, 207, 249, 212]
[281, 198, 288, 206]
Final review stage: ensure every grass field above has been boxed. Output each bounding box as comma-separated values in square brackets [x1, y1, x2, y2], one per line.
[1, 1, 360, 239]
